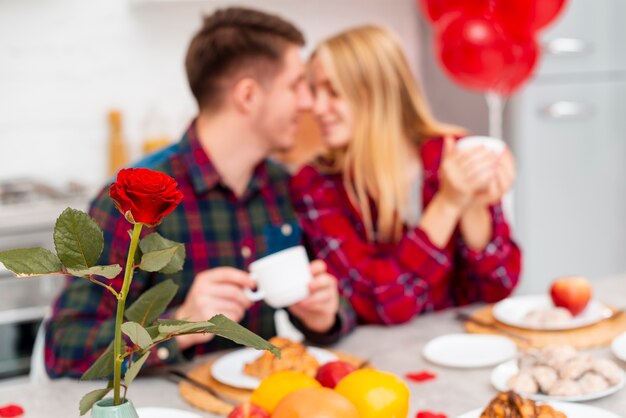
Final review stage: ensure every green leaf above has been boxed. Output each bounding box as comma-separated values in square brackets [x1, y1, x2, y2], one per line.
[139, 233, 185, 274]
[79, 386, 112, 416]
[157, 318, 190, 326]
[208, 314, 280, 358]
[125, 279, 179, 326]
[81, 340, 126, 381]
[139, 246, 179, 272]
[144, 324, 160, 339]
[67, 264, 122, 279]
[156, 320, 215, 339]
[54, 208, 104, 269]
[121, 321, 153, 349]
[152, 316, 279, 358]
[0, 248, 63, 276]
[124, 351, 150, 387]
[149, 319, 187, 339]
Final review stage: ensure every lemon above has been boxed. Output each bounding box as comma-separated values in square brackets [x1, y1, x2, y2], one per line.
[250, 371, 320, 413]
[335, 369, 410, 418]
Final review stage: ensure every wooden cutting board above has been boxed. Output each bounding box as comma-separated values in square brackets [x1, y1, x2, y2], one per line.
[465, 305, 626, 349]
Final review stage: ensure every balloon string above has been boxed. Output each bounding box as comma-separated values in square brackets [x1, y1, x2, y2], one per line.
[485, 90, 515, 227]
[486, 91, 505, 139]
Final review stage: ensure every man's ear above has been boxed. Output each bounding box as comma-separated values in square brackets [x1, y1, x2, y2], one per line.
[232, 77, 261, 114]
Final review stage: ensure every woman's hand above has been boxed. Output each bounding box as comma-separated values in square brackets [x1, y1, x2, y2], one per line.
[438, 136, 498, 211]
[469, 148, 516, 208]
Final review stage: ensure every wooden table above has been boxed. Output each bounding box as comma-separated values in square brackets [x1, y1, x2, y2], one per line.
[1, 275, 624, 417]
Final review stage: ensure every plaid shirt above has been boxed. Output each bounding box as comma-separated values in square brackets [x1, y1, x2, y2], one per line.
[290, 136, 521, 325]
[45, 121, 355, 378]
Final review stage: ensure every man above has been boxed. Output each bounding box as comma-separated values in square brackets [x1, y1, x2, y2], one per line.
[46, 7, 355, 377]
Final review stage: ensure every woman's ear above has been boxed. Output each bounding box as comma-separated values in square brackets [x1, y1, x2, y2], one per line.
[232, 77, 261, 114]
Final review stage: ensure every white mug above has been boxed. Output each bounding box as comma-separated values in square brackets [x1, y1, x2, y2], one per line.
[456, 135, 506, 154]
[245, 245, 312, 308]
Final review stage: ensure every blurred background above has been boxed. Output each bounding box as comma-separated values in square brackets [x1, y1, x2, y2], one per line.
[1, 0, 625, 380]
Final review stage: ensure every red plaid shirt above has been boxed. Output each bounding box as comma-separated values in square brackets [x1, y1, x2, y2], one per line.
[290, 137, 521, 325]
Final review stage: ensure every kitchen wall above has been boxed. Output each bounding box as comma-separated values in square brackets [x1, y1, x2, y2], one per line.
[0, 0, 421, 193]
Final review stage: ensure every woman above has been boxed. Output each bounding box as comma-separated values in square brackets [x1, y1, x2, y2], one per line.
[290, 25, 521, 325]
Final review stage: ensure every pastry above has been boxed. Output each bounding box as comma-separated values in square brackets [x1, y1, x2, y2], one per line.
[243, 337, 319, 379]
[509, 344, 623, 397]
[479, 391, 567, 418]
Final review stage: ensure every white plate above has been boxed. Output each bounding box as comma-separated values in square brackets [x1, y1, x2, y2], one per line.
[492, 294, 612, 330]
[491, 359, 626, 402]
[612, 332, 626, 362]
[422, 334, 517, 368]
[137, 407, 202, 418]
[455, 401, 623, 418]
[211, 346, 337, 389]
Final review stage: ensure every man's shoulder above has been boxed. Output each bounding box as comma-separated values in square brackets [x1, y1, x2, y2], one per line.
[88, 182, 121, 230]
[132, 142, 181, 173]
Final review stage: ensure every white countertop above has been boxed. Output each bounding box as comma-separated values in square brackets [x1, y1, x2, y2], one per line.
[1, 275, 624, 417]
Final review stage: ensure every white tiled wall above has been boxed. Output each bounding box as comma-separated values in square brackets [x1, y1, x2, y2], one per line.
[0, 0, 421, 192]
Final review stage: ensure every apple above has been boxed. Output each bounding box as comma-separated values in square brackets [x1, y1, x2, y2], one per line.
[227, 402, 270, 418]
[315, 360, 357, 388]
[549, 276, 592, 316]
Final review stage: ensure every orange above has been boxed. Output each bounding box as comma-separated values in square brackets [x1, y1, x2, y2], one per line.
[250, 371, 321, 413]
[335, 369, 410, 418]
[272, 387, 360, 418]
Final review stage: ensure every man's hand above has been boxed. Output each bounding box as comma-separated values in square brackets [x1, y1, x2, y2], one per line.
[174, 267, 254, 350]
[288, 260, 339, 334]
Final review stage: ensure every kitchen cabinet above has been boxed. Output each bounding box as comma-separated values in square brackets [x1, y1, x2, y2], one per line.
[420, 0, 626, 293]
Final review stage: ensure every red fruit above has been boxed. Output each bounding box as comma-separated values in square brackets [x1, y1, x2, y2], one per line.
[549, 276, 592, 316]
[315, 360, 357, 388]
[227, 402, 270, 418]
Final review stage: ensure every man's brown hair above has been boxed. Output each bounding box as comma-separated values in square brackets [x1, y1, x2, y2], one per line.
[185, 7, 305, 111]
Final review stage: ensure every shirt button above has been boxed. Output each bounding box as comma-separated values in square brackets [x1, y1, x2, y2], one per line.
[241, 246, 252, 258]
[157, 347, 169, 360]
[281, 223, 293, 236]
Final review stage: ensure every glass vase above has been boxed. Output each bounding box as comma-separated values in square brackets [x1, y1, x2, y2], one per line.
[91, 398, 139, 418]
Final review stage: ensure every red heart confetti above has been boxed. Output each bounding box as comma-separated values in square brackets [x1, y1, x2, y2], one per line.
[416, 411, 447, 418]
[405, 370, 437, 382]
[0, 404, 24, 418]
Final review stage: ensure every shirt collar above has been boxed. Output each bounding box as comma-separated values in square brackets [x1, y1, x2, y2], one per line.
[179, 119, 271, 197]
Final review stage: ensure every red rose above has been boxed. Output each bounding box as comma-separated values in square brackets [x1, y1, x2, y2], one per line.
[109, 168, 184, 226]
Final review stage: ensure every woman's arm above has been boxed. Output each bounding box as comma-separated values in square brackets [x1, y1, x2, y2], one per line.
[290, 167, 455, 325]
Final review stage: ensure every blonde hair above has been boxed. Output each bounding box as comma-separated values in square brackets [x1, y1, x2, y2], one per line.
[313, 25, 462, 243]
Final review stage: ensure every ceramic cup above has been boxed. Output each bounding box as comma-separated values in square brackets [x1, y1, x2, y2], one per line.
[456, 135, 506, 154]
[245, 245, 312, 308]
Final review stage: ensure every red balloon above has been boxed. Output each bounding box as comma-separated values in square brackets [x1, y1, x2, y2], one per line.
[435, 14, 513, 91]
[418, 0, 489, 23]
[493, 0, 567, 38]
[494, 38, 539, 96]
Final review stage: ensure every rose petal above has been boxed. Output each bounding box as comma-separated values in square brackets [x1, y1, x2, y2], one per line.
[0, 404, 24, 417]
[405, 370, 437, 382]
[416, 411, 447, 418]
[109, 168, 183, 226]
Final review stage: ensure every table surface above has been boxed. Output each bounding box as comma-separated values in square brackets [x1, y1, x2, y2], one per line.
[1, 275, 625, 417]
